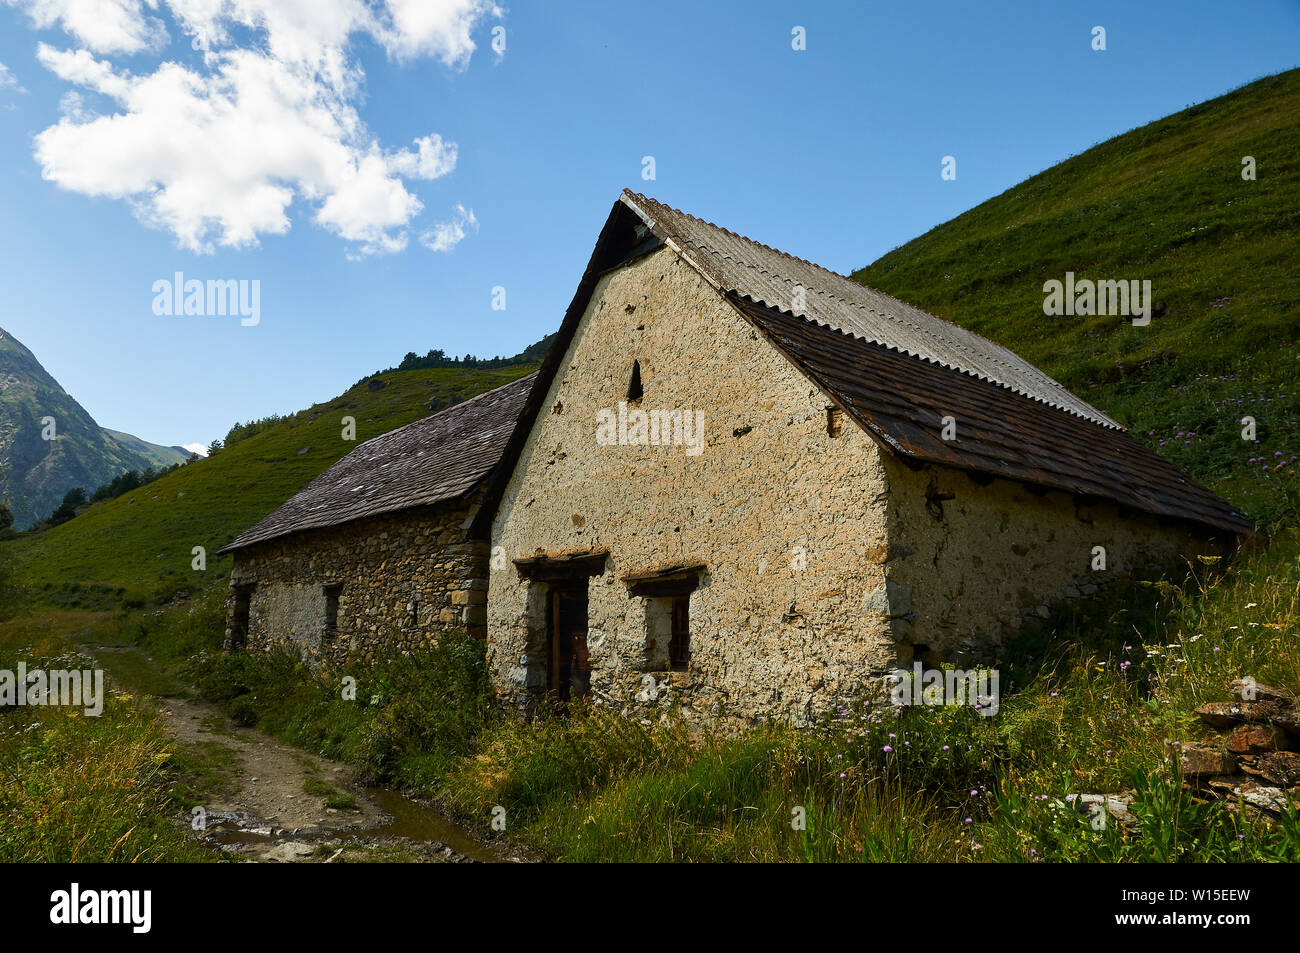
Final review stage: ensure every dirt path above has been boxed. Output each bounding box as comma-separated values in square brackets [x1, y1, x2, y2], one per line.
[164, 693, 504, 862]
[82, 639, 511, 863]
[160, 694, 379, 829]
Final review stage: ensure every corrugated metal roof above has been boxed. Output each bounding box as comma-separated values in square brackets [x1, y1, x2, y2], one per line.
[732, 296, 1254, 537]
[220, 372, 537, 553]
[621, 190, 1123, 429]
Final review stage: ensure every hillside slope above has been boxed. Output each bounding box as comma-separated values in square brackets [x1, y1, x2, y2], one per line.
[11, 364, 535, 604]
[0, 327, 189, 528]
[101, 429, 191, 471]
[853, 69, 1299, 526]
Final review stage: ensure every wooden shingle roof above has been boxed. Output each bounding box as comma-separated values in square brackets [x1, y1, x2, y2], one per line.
[220, 372, 537, 553]
[731, 296, 1254, 537]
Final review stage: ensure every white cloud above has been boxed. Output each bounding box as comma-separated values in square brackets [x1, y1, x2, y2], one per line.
[420, 202, 477, 253]
[380, 0, 501, 67]
[386, 133, 457, 180]
[183, 442, 208, 456]
[6, 0, 169, 55]
[23, 0, 501, 255]
[37, 43, 132, 98]
[0, 61, 26, 92]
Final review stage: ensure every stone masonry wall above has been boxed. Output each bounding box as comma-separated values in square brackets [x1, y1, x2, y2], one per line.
[226, 492, 489, 665]
[879, 457, 1229, 665]
[487, 247, 898, 725]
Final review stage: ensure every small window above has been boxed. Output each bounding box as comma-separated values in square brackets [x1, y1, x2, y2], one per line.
[323, 583, 342, 637]
[827, 407, 843, 437]
[668, 596, 690, 671]
[627, 359, 644, 402]
[643, 594, 688, 672]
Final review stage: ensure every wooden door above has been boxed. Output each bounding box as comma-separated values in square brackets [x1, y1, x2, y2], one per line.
[549, 586, 590, 703]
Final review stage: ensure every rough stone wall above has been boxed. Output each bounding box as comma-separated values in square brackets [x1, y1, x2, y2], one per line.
[487, 247, 897, 725]
[226, 492, 489, 665]
[878, 457, 1227, 665]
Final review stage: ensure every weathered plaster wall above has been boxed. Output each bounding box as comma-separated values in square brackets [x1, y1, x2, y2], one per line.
[226, 493, 489, 664]
[487, 248, 897, 725]
[879, 457, 1226, 664]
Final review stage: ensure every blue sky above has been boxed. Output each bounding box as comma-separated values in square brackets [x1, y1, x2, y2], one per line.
[0, 0, 1296, 452]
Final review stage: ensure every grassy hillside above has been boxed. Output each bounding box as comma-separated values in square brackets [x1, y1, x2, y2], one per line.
[101, 428, 190, 471]
[853, 69, 1299, 527]
[10, 365, 535, 605]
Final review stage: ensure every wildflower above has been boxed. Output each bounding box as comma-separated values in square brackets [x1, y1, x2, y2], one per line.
[883, 745, 892, 752]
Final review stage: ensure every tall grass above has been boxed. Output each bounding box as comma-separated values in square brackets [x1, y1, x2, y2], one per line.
[0, 614, 208, 862]
[18, 527, 1297, 863]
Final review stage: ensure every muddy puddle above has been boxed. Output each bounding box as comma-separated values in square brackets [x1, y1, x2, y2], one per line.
[204, 788, 503, 863]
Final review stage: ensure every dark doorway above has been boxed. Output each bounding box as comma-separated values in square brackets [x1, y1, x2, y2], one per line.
[230, 584, 254, 650]
[548, 584, 591, 703]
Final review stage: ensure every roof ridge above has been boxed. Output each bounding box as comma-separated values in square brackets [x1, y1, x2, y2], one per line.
[731, 293, 1119, 428]
[354, 370, 538, 450]
[622, 190, 853, 279]
[631, 192, 1032, 373]
[621, 189, 1120, 430]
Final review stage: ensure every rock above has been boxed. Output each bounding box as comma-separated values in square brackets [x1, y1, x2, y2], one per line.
[1250, 751, 1300, 788]
[1194, 701, 1281, 730]
[1076, 793, 1139, 831]
[1230, 679, 1295, 705]
[1272, 709, 1300, 740]
[1232, 784, 1290, 815]
[1226, 723, 1282, 755]
[265, 841, 316, 862]
[1171, 741, 1236, 776]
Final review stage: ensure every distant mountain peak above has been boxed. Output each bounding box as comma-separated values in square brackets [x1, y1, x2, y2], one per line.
[0, 327, 189, 529]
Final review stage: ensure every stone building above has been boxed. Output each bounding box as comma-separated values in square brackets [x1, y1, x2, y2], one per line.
[222, 189, 1252, 726]
[482, 191, 1253, 724]
[218, 373, 535, 663]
